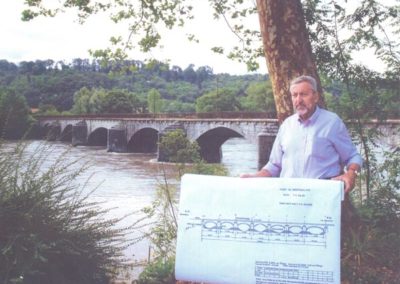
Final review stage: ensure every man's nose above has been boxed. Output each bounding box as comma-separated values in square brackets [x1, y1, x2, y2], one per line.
[294, 96, 302, 105]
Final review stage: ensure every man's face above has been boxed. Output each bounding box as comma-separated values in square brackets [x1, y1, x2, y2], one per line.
[290, 82, 319, 120]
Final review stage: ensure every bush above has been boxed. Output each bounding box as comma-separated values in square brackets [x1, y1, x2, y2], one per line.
[0, 142, 128, 284]
[342, 148, 400, 282]
[137, 257, 175, 284]
[158, 129, 200, 163]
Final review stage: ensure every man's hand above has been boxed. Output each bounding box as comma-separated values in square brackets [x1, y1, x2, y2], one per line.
[239, 169, 272, 178]
[332, 171, 357, 193]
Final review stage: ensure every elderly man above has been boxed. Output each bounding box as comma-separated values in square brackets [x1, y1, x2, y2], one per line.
[241, 75, 362, 193]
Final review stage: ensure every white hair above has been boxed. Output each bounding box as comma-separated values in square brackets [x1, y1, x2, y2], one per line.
[290, 75, 317, 92]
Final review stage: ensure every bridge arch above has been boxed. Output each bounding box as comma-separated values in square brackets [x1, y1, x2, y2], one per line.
[128, 127, 159, 153]
[42, 122, 61, 141]
[88, 127, 108, 146]
[196, 127, 243, 163]
[60, 124, 73, 142]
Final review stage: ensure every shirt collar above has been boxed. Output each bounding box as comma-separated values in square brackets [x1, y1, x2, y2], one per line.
[297, 106, 321, 125]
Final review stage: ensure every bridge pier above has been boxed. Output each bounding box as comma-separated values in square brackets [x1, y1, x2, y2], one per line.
[72, 121, 88, 146]
[257, 130, 276, 170]
[200, 145, 222, 163]
[108, 128, 127, 153]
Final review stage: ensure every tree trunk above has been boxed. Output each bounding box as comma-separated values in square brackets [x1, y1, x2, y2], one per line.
[256, 0, 324, 123]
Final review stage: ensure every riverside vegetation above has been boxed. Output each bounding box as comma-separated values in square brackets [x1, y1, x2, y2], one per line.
[0, 130, 227, 284]
[0, 141, 129, 283]
[0, 61, 399, 282]
[3, 0, 400, 282]
[0, 1, 399, 283]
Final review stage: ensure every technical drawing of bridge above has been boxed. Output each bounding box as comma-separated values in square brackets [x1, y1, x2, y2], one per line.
[186, 216, 334, 247]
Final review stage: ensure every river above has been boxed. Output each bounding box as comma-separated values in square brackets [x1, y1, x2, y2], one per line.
[2, 138, 258, 278]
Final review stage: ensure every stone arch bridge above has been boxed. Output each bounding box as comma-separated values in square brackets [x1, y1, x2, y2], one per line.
[37, 114, 279, 165]
[37, 114, 399, 167]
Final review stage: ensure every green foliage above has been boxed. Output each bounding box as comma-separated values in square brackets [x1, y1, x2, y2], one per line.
[187, 161, 228, 177]
[71, 87, 144, 114]
[102, 89, 138, 113]
[132, 171, 178, 283]
[303, 1, 400, 76]
[196, 88, 240, 113]
[0, 88, 34, 139]
[0, 142, 128, 284]
[0, 59, 271, 116]
[311, 3, 400, 278]
[137, 257, 175, 284]
[71, 86, 92, 114]
[147, 88, 162, 113]
[35, 104, 61, 115]
[12, 1, 400, 281]
[161, 100, 195, 113]
[324, 81, 400, 121]
[158, 129, 200, 163]
[341, 148, 400, 282]
[240, 80, 276, 114]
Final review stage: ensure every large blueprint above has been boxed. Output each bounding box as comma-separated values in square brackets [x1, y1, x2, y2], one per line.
[175, 174, 344, 284]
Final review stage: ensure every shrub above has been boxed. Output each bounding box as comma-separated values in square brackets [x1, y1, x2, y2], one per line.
[137, 257, 175, 284]
[0, 142, 128, 284]
[342, 148, 400, 282]
[158, 129, 200, 163]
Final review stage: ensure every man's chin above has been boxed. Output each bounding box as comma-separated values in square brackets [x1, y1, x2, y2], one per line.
[295, 109, 306, 115]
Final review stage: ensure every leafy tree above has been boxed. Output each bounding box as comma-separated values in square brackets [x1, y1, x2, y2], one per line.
[88, 88, 107, 113]
[196, 88, 240, 113]
[147, 88, 162, 113]
[182, 64, 197, 84]
[164, 81, 198, 103]
[71, 87, 92, 114]
[240, 80, 276, 114]
[0, 60, 18, 76]
[99, 89, 134, 113]
[0, 88, 33, 139]
[71, 87, 143, 114]
[195, 65, 213, 88]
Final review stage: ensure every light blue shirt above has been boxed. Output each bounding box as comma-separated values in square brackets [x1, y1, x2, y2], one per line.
[264, 107, 362, 178]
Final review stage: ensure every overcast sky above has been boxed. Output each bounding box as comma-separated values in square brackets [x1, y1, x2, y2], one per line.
[0, 1, 268, 75]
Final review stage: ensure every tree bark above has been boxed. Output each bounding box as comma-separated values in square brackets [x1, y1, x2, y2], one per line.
[256, 0, 324, 123]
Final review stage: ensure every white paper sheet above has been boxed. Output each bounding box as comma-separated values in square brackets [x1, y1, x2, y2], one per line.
[175, 174, 344, 284]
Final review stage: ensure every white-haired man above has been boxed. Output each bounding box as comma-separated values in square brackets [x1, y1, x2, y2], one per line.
[241, 75, 362, 194]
